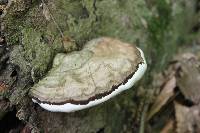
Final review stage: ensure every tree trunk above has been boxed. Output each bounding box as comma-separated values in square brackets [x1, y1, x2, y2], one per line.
[0, 0, 198, 132]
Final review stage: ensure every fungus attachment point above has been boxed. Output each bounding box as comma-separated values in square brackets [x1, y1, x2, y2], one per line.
[30, 37, 147, 112]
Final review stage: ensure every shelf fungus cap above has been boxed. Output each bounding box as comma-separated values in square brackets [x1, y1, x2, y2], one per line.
[30, 37, 147, 112]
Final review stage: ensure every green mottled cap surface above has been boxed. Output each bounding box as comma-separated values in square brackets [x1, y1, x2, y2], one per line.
[30, 37, 143, 104]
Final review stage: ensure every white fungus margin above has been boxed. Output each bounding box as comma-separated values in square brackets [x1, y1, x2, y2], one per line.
[32, 48, 147, 112]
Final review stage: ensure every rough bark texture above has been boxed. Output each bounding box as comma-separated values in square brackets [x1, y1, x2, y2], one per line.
[0, 0, 198, 132]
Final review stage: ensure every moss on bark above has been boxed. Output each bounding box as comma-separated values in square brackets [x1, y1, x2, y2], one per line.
[0, 0, 199, 132]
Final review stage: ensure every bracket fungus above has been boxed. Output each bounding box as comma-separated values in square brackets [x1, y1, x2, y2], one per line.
[30, 37, 147, 112]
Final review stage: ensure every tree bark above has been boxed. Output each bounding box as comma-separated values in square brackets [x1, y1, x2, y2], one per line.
[0, 0, 198, 132]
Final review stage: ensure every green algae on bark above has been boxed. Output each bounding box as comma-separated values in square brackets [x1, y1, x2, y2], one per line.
[1, 0, 199, 132]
